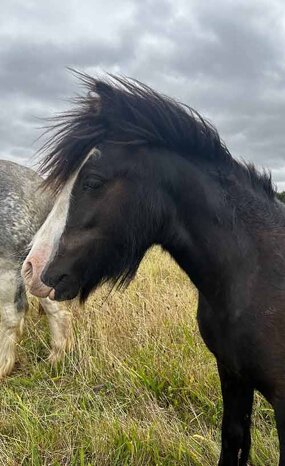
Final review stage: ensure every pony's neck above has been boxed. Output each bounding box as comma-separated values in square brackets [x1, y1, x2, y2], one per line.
[160, 155, 257, 305]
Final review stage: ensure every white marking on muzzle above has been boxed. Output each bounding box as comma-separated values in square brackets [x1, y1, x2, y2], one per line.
[22, 149, 98, 297]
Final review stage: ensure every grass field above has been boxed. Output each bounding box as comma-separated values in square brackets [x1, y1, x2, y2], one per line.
[0, 247, 279, 465]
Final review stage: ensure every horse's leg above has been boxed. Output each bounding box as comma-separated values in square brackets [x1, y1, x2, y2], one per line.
[39, 298, 73, 363]
[0, 270, 28, 379]
[218, 362, 254, 466]
[274, 399, 285, 465]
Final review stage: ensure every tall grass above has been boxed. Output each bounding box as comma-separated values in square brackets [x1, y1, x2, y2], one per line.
[0, 248, 278, 465]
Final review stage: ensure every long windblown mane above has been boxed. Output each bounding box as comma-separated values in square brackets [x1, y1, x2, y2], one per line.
[40, 71, 275, 199]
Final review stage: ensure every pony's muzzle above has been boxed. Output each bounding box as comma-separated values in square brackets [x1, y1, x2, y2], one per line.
[41, 267, 79, 301]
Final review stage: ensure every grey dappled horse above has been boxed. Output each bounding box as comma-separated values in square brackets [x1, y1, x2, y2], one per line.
[0, 160, 72, 378]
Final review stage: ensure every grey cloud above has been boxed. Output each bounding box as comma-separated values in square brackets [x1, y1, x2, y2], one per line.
[1, 0, 285, 189]
[122, 0, 285, 177]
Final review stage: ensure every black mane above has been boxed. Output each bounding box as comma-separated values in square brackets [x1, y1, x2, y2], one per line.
[40, 71, 275, 199]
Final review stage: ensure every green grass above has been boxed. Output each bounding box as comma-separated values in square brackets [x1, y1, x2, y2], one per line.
[0, 247, 279, 465]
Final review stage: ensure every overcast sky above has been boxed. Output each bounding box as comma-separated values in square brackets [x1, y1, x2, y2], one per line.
[1, 0, 285, 189]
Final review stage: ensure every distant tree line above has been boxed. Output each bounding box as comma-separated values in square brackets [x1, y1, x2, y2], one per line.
[277, 192, 285, 203]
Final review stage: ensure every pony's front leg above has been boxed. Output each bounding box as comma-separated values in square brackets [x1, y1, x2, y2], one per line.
[0, 273, 28, 379]
[218, 362, 254, 466]
[39, 298, 73, 363]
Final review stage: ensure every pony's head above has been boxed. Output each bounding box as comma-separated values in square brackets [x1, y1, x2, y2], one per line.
[21, 72, 232, 301]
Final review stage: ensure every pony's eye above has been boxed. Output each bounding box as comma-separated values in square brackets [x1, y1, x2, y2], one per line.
[83, 178, 104, 190]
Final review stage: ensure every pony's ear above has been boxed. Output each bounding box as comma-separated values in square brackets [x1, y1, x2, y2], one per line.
[92, 80, 126, 122]
[95, 80, 115, 97]
[92, 81, 117, 110]
[68, 69, 116, 113]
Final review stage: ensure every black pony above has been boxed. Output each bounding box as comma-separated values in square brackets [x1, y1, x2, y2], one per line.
[22, 73, 285, 465]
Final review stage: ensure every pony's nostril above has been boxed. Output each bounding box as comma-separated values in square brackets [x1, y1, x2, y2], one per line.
[23, 261, 33, 282]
